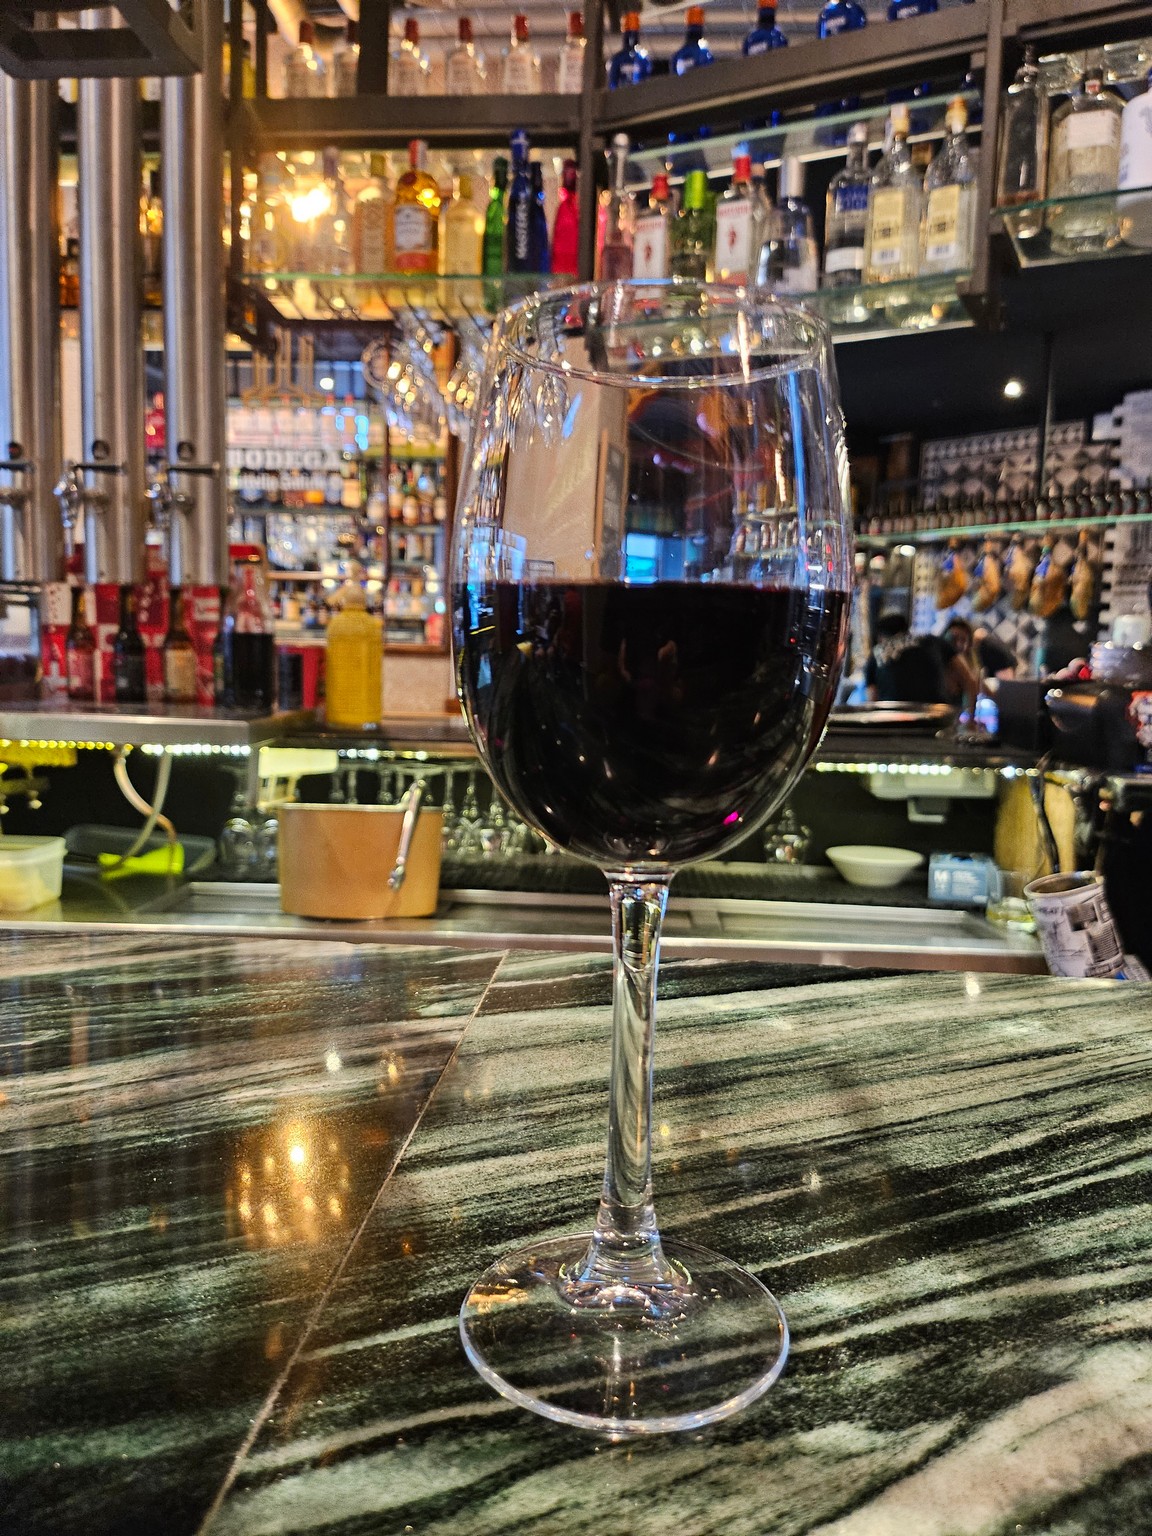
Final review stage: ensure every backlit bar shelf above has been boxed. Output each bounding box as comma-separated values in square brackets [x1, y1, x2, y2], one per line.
[997, 187, 1152, 269]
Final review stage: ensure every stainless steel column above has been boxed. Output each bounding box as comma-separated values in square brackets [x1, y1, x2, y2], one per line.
[161, 0, 227, 587]
[77, 9, 146, 584]
[0, 75, 62, 581]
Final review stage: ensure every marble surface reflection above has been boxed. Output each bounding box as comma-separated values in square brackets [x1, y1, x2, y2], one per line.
[0, 932, 502, 1534]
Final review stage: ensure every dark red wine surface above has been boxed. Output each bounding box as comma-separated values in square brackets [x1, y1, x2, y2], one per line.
[456, 580, 846, 868]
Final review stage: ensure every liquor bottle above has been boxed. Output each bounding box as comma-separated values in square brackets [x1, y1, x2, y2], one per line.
[714, 153, 756, 284]
[333, 20, 359, 96]
[757, 157, 818, 292]
[446, 17, 486, 94]
[392, 139, 440, 274]
[313, 147, 354, 277]
[558, 11, 586, 93]
[995, 44, 1048, 240]
[502, 14, 542, 94]
[743, 3, 788, 54]
[633, 173, 673, 279]
[113, 585, 146, 704]
[226, 563, 276, 712]
[483, 156, 509, 296]
[140, 169, 163, 309]
[529, 163, 551, 273]
[551, 160, 581, 277]
[249, 154, 289, 274]
[163, 587, 198, 705]
[507, 131, 536, 274]
[353, 153, 391, 273]
[66, 586, 95, 702]
[863, 104, 921, 283]
[1048, 68, 1123, 256]
[325, 577, 383, 730]
[597, 133, 635, 279]
[824, 121, 871, 289]
[920, 96, 976, 273]
[608, 13, 652, 88]
[671, 8, 713, 75]
[888, 0, 936, 17]
[441, 173, 485, 306]
[284, 19, 328, 97]
[1119, 67, 1152, 249]
[671, 168, 712, 280]
[818, 0, 867, 38]
[393, 18, 430, 95]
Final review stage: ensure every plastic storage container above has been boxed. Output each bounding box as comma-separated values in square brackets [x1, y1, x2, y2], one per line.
[0, 835, 66, 911]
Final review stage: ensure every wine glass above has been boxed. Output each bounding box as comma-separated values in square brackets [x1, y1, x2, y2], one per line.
[451, 281, 852, 1436]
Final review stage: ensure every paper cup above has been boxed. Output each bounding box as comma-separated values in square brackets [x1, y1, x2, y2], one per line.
[1024, 871, 1147, 981]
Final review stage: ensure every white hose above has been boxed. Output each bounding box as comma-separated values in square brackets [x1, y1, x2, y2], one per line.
[105, 749, 176, 872]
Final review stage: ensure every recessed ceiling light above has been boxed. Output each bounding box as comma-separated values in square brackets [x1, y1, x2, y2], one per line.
[1003, 378, 1025, 399]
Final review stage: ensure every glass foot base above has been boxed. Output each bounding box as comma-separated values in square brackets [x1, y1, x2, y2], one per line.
[459, 1234, 788, 1437]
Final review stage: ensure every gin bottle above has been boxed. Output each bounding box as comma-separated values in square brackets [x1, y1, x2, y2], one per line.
[446, 18, 486, 95]
[1048, 69, 1123, 255]
[824, 121, 871, 288]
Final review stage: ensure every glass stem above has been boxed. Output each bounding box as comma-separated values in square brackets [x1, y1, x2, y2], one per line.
[574, 873, 678, 1295]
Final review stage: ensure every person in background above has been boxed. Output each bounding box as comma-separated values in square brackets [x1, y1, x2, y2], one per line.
[865, 611, 976, 707]
[1039, 602, 1089, 676]
[944, 615, 1017, 682]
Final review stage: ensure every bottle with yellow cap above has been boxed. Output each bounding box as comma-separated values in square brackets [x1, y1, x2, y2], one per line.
[325, 574, 383, 731]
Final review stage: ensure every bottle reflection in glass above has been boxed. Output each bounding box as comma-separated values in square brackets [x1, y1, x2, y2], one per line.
[452, 281, 851, 1437]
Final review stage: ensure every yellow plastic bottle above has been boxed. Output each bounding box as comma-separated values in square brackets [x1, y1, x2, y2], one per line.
[325, 579, 383, 730]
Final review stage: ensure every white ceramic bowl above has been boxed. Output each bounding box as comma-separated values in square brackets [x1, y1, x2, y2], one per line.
[825, 845, 924, 889]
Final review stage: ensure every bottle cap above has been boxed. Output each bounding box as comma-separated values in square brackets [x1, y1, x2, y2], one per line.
[514, 13, 530, 40]
[780, 156, 804, 199]
[683, 168, 707, 209]
[890, 103, 910, 134]
[652, 172, 669, 198]
[404, 16, 419, 43]
[298, 19, 314, 44]
[458, 16, 473, 41]
[733, 153, 752, 181]
[409, 138, 427, 169]
[686, 7, 705, 25]
[847, 120, 868, 145]
[623, 11, 641, 29]
[569, 11, 585, 37]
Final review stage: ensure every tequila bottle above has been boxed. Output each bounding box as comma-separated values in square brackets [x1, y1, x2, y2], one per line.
[1048, 68, 1123, 255]
[864, 104, 921, 283]
[920, 96, 976, 273]
[446, 17, 486, 94]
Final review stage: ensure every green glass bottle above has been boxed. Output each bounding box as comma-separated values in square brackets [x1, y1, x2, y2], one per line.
[483, 155, 509, 309]
[671, 168, 713, 280]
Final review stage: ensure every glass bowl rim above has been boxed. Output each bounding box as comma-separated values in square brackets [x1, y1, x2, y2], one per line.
[492, 279, 831, 391]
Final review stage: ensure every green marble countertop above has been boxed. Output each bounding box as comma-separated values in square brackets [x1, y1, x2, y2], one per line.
[2, 933, 1151, 1535]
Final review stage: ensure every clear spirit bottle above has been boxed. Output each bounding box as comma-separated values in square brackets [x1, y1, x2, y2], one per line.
[333, 20, 359, 96]
[920, 96, 976, 272]
[757, 156, 818, 293]
[446, 17, 486, 95]
[1048, 68, 1123, 255]
[597, 133, 635, 279]
[608, 13, 652, 88]
[995, 44, 1048, 241]
[671, 7, 713, 74]
[823, 121, 871, 321]
[502, 14, 542, 94]
[284, 19, 328, 97]
[743, 3, 788, 55]
[557, 11, 587, 94]
[863, 103, 921, 283]
[393, 18, 431, 96]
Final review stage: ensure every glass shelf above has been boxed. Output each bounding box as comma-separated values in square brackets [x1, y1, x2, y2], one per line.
[626, 89, 981, 188]
[245, 271, 562, 322]
[799, 271, 972, 341]
[857, 510, 1152, 547]
[998, 187, 1152, 269]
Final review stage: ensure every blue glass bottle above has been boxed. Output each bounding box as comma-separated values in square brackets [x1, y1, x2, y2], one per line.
[608, 11, 652, 88]
[743, 3, 788, 55]
[671, 7, 713, 75]
[506, 129, 534, 274]
[818, 0, 867, 38]
[528, 162, 551, 273]
[888, 0, 936, 17]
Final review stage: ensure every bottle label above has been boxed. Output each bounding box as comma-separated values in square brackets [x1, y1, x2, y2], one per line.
[446, 56, 483, 93]
[868, 188, 910, 268]
[777, 248, 819, 293]
[633, 214, 669, 278]
[503, 52, 538, 92]
[393, 204, 433, 268]
[833, 183, 870, 215]
[821, 13, 849, 32]
[825, 245, 864, 274]
[923, 184, 961, 265]
[164, 648, 198, 702]
[1063, 110, 1121, 153]
[714, 197, 752, 281]
[558, 46, 585, 92]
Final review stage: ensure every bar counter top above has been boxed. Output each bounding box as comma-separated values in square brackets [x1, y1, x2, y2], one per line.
[3, 931, 1152, 1535]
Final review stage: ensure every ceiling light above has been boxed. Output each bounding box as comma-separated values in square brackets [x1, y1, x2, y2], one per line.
[1003, 378, 1024, 399]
